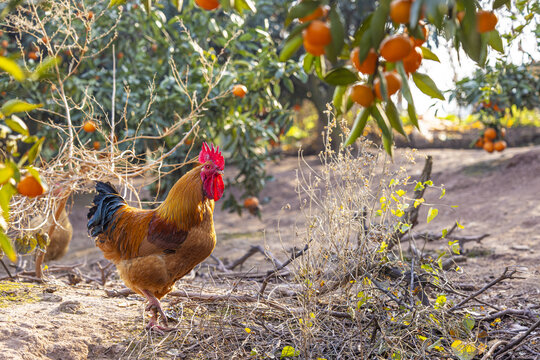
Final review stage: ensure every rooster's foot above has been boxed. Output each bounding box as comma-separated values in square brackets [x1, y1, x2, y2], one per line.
[146, 317, 174, 334]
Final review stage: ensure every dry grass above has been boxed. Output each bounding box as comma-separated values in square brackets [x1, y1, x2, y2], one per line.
[114, 116, 536, 360]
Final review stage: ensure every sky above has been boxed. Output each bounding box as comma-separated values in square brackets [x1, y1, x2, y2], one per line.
[412, 7, 539, 119]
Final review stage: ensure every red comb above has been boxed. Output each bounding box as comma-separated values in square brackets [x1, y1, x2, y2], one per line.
[199, 143, 224, 170]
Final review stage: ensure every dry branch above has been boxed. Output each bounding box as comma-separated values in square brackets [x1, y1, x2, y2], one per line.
[449, 267, 520, 312]
[388, 156, 432, 249]
[494, 317, 540, 358]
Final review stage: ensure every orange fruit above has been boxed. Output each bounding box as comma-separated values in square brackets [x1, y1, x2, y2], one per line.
[456, 11, 465, 23]
[303, 37, 326, 56]
[349, 84, 375, 108]
[403, 47, 422, 74]
[87, 11, 94, 20]
[412, 23, 428, 46]
[151, 43, 158, 52]
[293, 104, 302, 111]
[1, 40, 8, 48]
[28, 51, 38, 60]
[303, 20, 332, 46]
[83, 120, 97, 133]
[494, 140, 506, 152]
[117, 52, 124, 59]
[374, 72, 402, 100]
[299, 5, 324, 23]
[42, 36, 49, 44]
[390, 0, 412, 24]
[483, 127, 496, 141]
[232, 84, 248, 98]
[93, 141, 101, 150]
[350, 48, 378, 75]
[476, 10, 497, 33]
[17, 174, 44, 197]
[243, 196, 259, 209]
[474, 137, 484, 148]
[195, 0, 220, 10]
[184, 138, 193, 145]
[380, 34, 412, 62]
[483, 141, 494, 153]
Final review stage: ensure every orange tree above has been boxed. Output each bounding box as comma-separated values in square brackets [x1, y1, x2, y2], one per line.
[278, 0, 529, 155]
[3, 0, 304, 214]
[0, 0, 59, 261]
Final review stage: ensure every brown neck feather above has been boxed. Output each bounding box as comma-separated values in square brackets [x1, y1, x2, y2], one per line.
[155, 164, 208, 231]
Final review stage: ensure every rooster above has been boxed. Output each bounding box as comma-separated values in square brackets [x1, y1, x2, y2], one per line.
[87, 143, 224, 331]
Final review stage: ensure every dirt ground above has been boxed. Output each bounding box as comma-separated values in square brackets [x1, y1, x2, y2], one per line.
[1, 145, 539, 359]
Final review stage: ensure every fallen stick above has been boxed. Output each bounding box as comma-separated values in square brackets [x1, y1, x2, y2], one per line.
[482, 308, 538, 322]
[259, 244, 309, 297]
[494, 317, 540, 358]
[228, 245, 284, 270]
[0, 259, 13, 280]
[449, 267, 519, 312]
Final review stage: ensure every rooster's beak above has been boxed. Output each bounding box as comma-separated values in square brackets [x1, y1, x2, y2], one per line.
[216, 170, 224, 175]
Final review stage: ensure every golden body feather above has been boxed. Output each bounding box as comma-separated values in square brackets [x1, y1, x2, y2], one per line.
[96, 164, 216, 299]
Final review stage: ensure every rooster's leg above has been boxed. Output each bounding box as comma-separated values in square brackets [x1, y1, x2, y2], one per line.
[141, 289, 171, 332]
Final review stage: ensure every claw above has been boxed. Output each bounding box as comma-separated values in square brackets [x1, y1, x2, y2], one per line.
[146, 316, 173, 334]
[141, 289, 169, 326]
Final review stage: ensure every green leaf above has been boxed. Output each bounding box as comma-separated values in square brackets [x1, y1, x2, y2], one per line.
[25, 166, 42, 185]
[287, 1, 319, 20]
[279, 34, 303, 62]
[234, 0, 256, 13]
[0, 165, 14, 185]
[143, 0, 151, 13]
[427, 207, 438, 224]
[441, 228, 448, 238]
[314, 55, 325, 79]
[486, 30, 504, 53]
[302, 53, 314, 73]
[24, 137, 45, 165]
[5, 116, 30, 136]
[2, 100, 42, 117]
[407, 103, 419, 129]
[372, 104, 392, 140]
[0, 183, 16, 223]
[395, 62, 419, 129]
[492, 0, 510, 10]
[171, 0, 183, 11]
[0, 56, 25, 81]
[370, 0, 390, 48]
[281, 346, 300, 358]
[108, 0, 126, 8]
[30, 56, 62, 80]
[345, 107, 370, 146]
[326, 6, 345, 63]
[451, 340, 477, 360]
[463, 316, 475, 332]
[412, 73, 445, 100]
[409, 0, 423, 26]
[324, 68, 358, 86]
[14, 234, 37, 255]
[332, 85, 347, 116]
[420, 46, 440, 62]
[381, 132, 393, 157]
[385, 100, 407, 137]
[0, 229, 16, 262]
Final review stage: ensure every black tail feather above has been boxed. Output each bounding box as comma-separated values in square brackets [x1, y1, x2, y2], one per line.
[87, 182, 126, 237]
